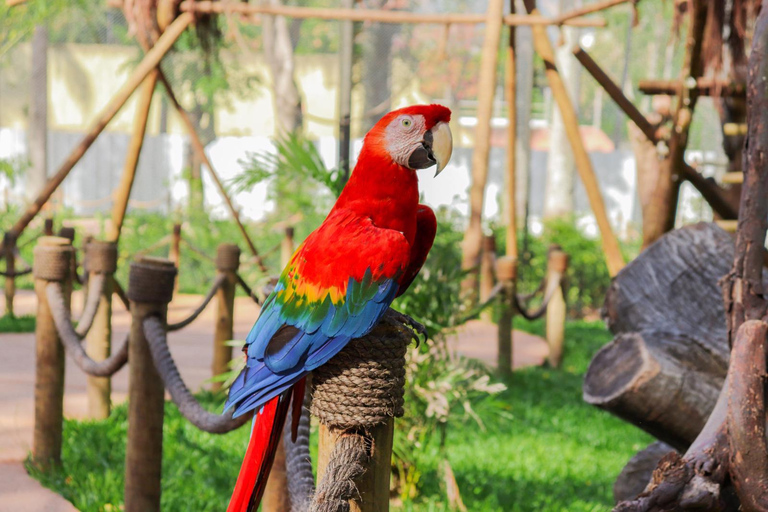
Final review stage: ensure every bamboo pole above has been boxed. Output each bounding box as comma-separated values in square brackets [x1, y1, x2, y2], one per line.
[4, 233, 16, 316]
[317, 422, 394, 512]
[156, 73, 268, 273]
[552, 0, 631, 24]
[108, 70, 159, 243]
[545, 248, 568, 368]
[125, 258, 176, 512]
[638, 78, 745, 97]
[506, 0, 518, 261]
[495, 256, 516, 376]
[212, 244, 239, 392]
[179, 1, 605, 27]
[0, 13, 193, 253]
[460, 0, 505, 304]
[523, 0, 625, 277]
[31, 236, 73, 470]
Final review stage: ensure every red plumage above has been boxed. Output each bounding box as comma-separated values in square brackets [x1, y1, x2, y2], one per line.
[226, 104, 451, 511]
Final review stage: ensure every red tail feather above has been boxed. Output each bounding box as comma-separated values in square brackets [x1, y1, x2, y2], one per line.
[227, 392, 291, 512]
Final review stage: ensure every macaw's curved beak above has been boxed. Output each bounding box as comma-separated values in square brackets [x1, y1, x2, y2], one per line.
[430, 121, 453, 177]
[407, 121, 454, 176]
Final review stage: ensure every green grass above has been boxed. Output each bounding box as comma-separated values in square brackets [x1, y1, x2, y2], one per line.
[0, 314, 35, 333]
[27, 320, 651, 511]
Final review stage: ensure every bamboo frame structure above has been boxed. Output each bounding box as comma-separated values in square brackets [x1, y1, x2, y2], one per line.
[179, 1, 606, 27]
[0, 13, 193, 254]
[505, 0, 519, 261]
[523, 1, 625, 277]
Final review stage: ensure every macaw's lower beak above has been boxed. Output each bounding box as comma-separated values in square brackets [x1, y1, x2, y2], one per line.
[407, 121, 454, 176]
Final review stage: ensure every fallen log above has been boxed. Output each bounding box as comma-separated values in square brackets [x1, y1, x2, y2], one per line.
[585, 223, 733, 448]
[614, 442, 677, 504]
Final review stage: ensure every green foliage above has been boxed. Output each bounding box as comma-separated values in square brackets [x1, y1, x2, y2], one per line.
[27, 322, 650, 512]
[0, 314, 35, 333]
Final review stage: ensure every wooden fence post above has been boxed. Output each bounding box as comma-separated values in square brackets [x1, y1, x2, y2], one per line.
[281, 226, 295, 268]
[43, 218, 54, 237]
[495, 255, 517, 376]
[125, 257, 176, 512]
[479, 235, 497, 322]
[85, 241, 118, 418]
[31, 236, 74, 470]
[4, 232, 16, 317]
[169, 223, 181, 294]
[212, 244, 239, 392]
[546, 247, 568, 368]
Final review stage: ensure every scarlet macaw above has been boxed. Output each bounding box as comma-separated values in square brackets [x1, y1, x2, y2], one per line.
[225, 104, 453, 512]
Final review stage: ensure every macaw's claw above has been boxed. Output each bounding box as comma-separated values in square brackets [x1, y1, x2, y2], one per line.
[386, 308, 428, 346]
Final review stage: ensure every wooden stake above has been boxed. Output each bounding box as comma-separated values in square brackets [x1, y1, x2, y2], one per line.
[495, 256, 517, 376]
[108, 70, 159, 243]
[31, 236, 73, 470]
[211, 244, 238, 392]
[317, 422, 394, 512]
[545, 248, 568, 368]
[125, 258, 175, 512]
[0, 13, 192, 251]
[85, 241, 117, 419]
[4, 232, 16, 317]
[157, 73, 268, 273]
[524, 0, 625, 277]
[281, 227, 294, 268]
[460, 0, 505, 303]
[479, 235, 496, 323]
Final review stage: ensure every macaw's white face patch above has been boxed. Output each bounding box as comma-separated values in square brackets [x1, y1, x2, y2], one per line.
[385, 114, 428, 169]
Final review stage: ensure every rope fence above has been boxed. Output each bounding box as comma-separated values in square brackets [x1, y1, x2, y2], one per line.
[25, 221, 569, 511]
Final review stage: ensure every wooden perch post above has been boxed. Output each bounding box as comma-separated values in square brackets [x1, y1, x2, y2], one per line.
[545, 248, 568, 368]
[31, 236, 73, 470]
[281, 226, 294, 268]
[505, 0, 518, 261]
[523, 0, 625, 277]
[212, 244, 239, 392]
[461, 0, 505, 304]
[125, 257, 176, 512]
[0, 13, 192, 251]
[85, 241, 118, 419]
[496, 256, 517, 376]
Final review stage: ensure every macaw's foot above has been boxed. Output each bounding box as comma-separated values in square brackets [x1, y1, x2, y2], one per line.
[386, 308, 428, 345]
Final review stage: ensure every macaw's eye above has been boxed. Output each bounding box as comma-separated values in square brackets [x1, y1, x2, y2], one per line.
[401, 118, 412, 128]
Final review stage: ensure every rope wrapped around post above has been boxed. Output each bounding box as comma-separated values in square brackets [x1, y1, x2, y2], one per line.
[166, 273, 227, 331]
[310, 311, 412, 512]
[142, 316, 250, 433]
[45, 281, 129, 377]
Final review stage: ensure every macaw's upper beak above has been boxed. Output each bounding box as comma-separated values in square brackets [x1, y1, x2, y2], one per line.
[407, 121, 454, 176]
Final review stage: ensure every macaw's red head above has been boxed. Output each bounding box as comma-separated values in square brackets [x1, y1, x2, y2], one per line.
[364, 104, 453, 176]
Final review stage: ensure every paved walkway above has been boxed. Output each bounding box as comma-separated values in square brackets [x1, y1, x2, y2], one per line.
[0, 289, 547, 511]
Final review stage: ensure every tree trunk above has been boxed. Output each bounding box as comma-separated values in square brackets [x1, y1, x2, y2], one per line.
[262, 0, 303, 134]
[27, 25, 48, 201]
